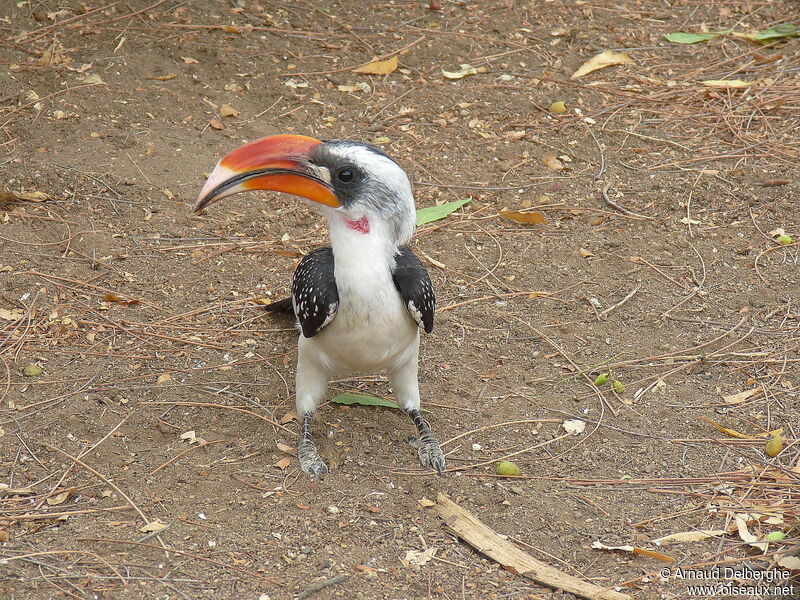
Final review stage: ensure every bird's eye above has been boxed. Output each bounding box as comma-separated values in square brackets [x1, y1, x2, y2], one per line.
[336, 168, 354, 183]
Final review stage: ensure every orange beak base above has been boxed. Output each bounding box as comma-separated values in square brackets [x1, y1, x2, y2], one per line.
[194, 134, 339, 212]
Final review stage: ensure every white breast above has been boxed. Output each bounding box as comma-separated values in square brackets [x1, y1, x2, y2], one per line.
[301, 214, 419, 375]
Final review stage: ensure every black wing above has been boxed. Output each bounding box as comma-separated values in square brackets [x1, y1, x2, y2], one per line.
[291, 246, 339, 338]
[392, 246, 435, 334]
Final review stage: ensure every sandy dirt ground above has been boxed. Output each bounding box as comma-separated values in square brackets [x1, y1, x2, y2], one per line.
[1, 1, 799, 599]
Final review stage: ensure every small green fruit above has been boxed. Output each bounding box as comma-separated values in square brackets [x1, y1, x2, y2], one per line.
[594, 373, 609, 386]
[550, 101, 567, 114]
[765, 531, 786, 542]
[23, 365, 43, 377]
[496, 461, 521, 476]
[612, 380, 625, 394]
[765, 433, 783, 457]
[776, 235, 793, 245]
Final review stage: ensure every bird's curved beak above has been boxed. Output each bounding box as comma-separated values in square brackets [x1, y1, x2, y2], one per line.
[194, 134, 339, 212]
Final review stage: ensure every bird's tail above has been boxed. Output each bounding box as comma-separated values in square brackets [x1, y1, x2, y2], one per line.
[264, 297, 294, 314]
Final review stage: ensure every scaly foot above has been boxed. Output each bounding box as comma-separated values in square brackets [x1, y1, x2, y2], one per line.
[408, 434, 445, 475]
[298, 440, 329, 479]
[299, 412, 329, 479]
[406, 408, 445, 475]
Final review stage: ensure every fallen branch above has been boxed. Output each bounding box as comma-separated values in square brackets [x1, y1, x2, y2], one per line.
[431, 493, 631, 600]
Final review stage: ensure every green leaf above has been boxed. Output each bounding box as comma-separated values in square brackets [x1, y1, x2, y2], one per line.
[331, 393, 402, 410]
[664, 32, 719, 44]
[416, 198, 471, 226]
[754, 24, 798, 41]
[331, 393, 429, 412]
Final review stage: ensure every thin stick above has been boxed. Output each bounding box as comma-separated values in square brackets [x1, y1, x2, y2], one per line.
[598, 285, 640, 318]
[441, 419, 560, 447]
[40, 443, 167, 551]
[583, 119, 606, 180]
[148, 439, 228, 476]
[144, 401, 294, 434]
[1, 550, 127, 587]
[601, 183, 654, 219]
[296, 574, 351, 599]
[77, 537, 283, 584]
[282, 36, 425, 77]
[8, 505, 134, 521]
[11, 2, 122, 42]
[25, 270, 164, 312]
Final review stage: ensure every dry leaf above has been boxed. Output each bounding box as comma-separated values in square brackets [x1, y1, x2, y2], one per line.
[140, 519, 168, 533]
[777, 556, 800, 569]
[0, 308, 24, 321]
[701, 79, 753, 89]
[653, 530, 726, 545]
[101, 293, 139, 307]
[1, 190, 50, 203]
[276, 442, 294, 454]
[46, 489, 72, 506]
[80, 73, 105, 85]
[735, 514, 768, 551]
[105, 521, 132, 527]
[353, 55, 398, 75]
[442, 64, 486, 79]
[591, 541, 675, 562]
[589, 215, 606, 226]
[562, 419, 586, 435]
[220, 103, 239, 117]
[208, 118, 224, 130]
[701, 417, 755, 439]
[355, 564, 379, 576]
[272, 249, 303, 257]
[578, 248, 594, 258]
[403, 547, 437, 567]
[337, 82, 371, 93]
[279, 411, 297, 424]
[500, 211, 547, 225]
[156, 373, 173, 384]
[722, 388, 758, 404]
[274, 457, 291, 470]
[221, 25, 241, 34]
[542, 153, 564, 171]
[571, 51, 633, 79]
[182, 57, 199, 64]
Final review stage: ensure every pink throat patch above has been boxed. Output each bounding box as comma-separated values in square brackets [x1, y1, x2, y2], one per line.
[344, 216, 370, 234]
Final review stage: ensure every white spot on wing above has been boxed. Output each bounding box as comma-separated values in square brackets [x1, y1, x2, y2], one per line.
[407, 300, 424, 329]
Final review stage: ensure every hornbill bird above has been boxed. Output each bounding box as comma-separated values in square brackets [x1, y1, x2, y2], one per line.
[195, 134, 444, 478]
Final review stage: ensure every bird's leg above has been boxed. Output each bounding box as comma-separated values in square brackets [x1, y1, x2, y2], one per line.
[389, 351, 445, 475]
[406, 408, 445, 475]
[295, 343, 330, 479]
[298, 412, 328, 479]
